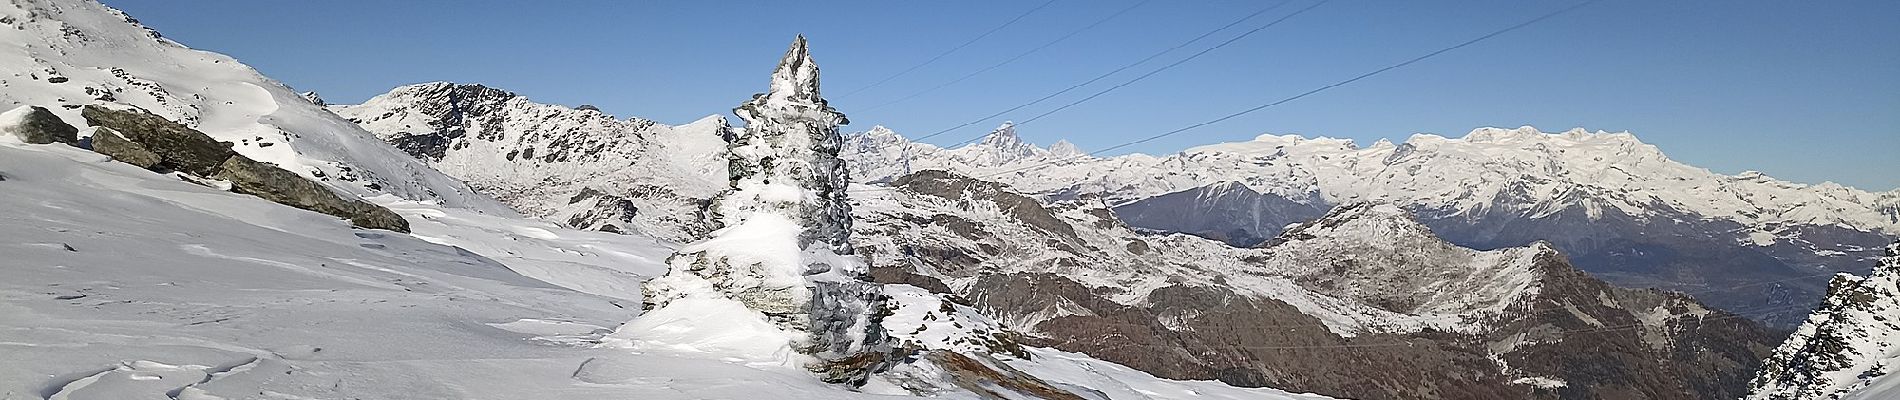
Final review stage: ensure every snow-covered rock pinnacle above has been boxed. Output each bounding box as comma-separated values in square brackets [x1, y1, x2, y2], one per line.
[1748, 241, 1900, 400]
[637, 36, 891, 385]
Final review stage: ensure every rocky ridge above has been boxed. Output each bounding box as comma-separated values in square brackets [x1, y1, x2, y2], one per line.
[844, 125, 1898, 327]
[1748, 241, 1900, 399]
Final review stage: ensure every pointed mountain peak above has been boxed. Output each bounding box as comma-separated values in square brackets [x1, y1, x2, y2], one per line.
[1049, 139, 1083, 158]
[972, 122, 1033, 148]
[764, 35, 823, 104]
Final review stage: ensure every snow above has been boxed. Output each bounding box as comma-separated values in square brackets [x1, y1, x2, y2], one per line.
[602, 297, 801, 364]
[0, 105, 35, 142]
[332, 82, 729, 241]
[1749, 242, 1900, 399]
[1007, 348, 1338, 400]
[0, 0, 509, 214]
[846, 125, 1899, 239]
[0, 140, 912, 399]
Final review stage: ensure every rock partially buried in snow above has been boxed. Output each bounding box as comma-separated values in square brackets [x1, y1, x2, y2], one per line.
[89, 126, 163, 169]
[217, 155, 410, 232]
[1, 105, 79, 145]
[77, 105, 408, 232]
[80, 105, 235, 176]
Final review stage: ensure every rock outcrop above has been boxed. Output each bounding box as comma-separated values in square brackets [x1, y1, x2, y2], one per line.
[639, 36, 892, 385]
[81, 105, 234, 176]
[80, 106, 408, 232]
[1747, 241, 1900, 399]
[1, 105, 78, 145]
[88, 126, 162, 168]
[216, 155, 409, 232]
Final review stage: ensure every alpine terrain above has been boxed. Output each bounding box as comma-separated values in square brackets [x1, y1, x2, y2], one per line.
[4, 0, 1894, 399]
[0, 1, 1338, 398]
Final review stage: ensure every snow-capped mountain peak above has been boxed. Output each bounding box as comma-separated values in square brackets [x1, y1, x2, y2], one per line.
[1049, 139, 1084, 158]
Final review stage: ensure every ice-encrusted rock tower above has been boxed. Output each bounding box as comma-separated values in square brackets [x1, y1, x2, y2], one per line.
[641, 35, 891, 384]
[1747, 240, 1900, 399]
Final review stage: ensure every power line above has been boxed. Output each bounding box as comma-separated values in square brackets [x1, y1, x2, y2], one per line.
[900, 0, 1296, 143]
[835, 0, 1059, 100]
[1006, 0, 1334, 132]
[1081, 0, 1602, 157]
[851, 0, 1600, 192]
[856, 0, 1155, 113]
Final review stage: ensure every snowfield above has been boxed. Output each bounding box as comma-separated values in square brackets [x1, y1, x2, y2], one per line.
[0, 139, 906, 399]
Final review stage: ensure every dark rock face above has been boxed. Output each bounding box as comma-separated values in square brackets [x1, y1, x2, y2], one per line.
[89, 126, 162, 169]
[7, 106, 78, 145]
[216, 156, 409, 233]
[79, 106, 407, 232]
[81, 105, 234, 176]
[561, 187, 638, 233]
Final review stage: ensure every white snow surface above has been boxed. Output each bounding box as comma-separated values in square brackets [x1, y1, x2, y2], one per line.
[0, 140, 909, 399]
[0, 0, 509, 214]
[846, 125, 1900, 239]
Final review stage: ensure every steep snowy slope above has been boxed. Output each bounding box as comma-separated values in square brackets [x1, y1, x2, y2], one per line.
[1748, 241, 1900, 400]
[332, 82, 729, 242]
[0, 0, 507, 213]
[845, 125, 1897, 326]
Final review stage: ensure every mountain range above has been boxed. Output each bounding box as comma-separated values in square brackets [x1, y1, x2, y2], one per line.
[3, 0, 1897, 399]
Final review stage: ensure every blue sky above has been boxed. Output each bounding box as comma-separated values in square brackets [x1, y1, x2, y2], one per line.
[104, 0, 1898, 190]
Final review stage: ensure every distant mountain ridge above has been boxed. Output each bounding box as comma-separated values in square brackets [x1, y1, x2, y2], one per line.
[844, 125, 1898, 327]
[331, 82, 731, 242]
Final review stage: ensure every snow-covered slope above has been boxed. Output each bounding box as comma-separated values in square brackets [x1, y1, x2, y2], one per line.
[0, 136, 911, 399]
[846, 125, 1897, 326]
[332, 82, 729, 242]
[1748, 241, 1900, 400]
[0, 0, 508, 214]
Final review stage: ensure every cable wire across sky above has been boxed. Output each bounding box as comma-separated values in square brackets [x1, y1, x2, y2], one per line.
[855, 0, 1155, 113]
[848, 0, 1603, 194]
[897, 0, 1297, 143]
[833, 0, 1058, 99]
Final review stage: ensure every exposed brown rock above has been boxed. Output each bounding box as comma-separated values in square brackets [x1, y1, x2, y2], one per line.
[88, 126, 161, 169]
[81, 105, 234, 176]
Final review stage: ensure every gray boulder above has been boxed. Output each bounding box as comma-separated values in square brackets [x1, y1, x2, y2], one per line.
[5, 106, 78, 145]
[89, 126, 163, 169]
[215, 155, 409, 233]
[80, 105, 234, 176]
[76, 105, 408, 232]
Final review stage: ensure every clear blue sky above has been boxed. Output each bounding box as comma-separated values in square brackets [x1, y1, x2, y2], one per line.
[104, 0, 1899, 190]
